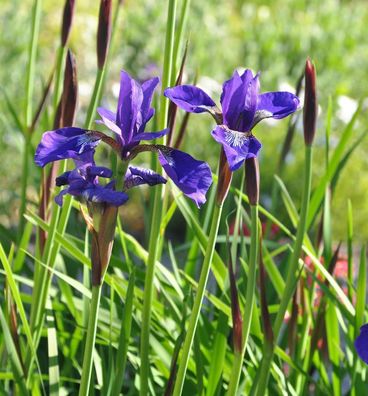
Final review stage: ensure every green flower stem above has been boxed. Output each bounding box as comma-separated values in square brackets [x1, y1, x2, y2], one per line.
[79, 284, 102, 396]
[85, 68, 105, 130]
[173, 203, 223, 396]
[53, 45, 67, 112]
[19, 0, 42, 237]
[255, 145, 313, 396]
[139, 1, 177, 394]
[226, 204, 259, 396]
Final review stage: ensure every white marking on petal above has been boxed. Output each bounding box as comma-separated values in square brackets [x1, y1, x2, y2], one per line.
[224, 130, 248, 147]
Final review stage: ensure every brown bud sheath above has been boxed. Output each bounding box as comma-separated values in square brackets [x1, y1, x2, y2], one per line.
[303, 58, 317, 146]
[216, 148, 232, 206]
[245, 157, 259, 206]
[91, 205, 118, 285]
[97, 0, 112, 70]
[61, 0, 76, 47]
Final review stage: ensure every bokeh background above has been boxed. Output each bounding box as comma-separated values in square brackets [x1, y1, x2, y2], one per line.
[1, 0, 367, 240]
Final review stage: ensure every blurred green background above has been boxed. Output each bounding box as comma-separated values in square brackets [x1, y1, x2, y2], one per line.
[1, 0, 367, 239]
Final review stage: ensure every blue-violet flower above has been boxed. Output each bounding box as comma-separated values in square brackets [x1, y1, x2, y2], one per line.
[164, 69, 300, 171]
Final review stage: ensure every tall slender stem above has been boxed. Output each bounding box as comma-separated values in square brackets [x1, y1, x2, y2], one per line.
[255, 145, 313, 395]
[139, 1, 177, 394]
[226, 204, 259, 396]
[173, 203, 223, 396]
[79, 285, 102, 396]
[19, 0, 42, 237]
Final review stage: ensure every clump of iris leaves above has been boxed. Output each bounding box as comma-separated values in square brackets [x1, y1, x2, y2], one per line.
[0, 1, 367, 396]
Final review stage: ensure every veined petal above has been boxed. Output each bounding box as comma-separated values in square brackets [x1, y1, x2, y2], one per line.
[221, 69, 259, 132]
[35, 127, 100, 167]
[164, 85, 217, 114]
[253, 91, 300, 127]
[355, 324, 368, 364]
[96, 107, 123, 141]
[116, 70, 143, 145]
[124, 166, 166, 189]
[211, 125, 262, 171]
[87, 165, 113, 178]
[131, 128, 169, 143]
[139, 77, 159, 131]
[82, 185, 129, 206]
[158, 148, 212, 208]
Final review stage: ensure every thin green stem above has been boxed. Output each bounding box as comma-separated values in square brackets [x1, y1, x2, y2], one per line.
[255, 145, 313, 395]
[79, 285, 102, 396]
[139, 2, 177, 394]
[139, 188, 164, 396]
[173, 203, 223, 396]
[227, 204, 259, 396]
[53, 45, 67, 112]
[19, 0, 42, 237]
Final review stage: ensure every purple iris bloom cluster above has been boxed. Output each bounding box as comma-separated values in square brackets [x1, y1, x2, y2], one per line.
[35, 70, 213, 208]
[164, 69, 300, 171]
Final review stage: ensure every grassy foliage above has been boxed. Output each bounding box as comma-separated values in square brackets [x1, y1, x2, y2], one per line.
[0, 0, 367, 395]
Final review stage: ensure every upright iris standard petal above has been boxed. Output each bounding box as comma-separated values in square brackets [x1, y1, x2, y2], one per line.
[124, 166, 167, 189]
[158, 148, 213, 208]
[138, 77, 159, 131]
[355, 324, 368, 364]
[164, 85, 217, 114]
[116, 70, 143, 145]
[35, 127, 101, 167]
[252, 92, 300, 127]
[96, 107, 122, 140]
[211, 125, 262, 171]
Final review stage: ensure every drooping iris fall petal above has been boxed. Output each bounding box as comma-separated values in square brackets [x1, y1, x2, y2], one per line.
[211, 125, 262, 171]
[158, 148, 213, 208]
[124, 166, 167, 189]
[35, 127, 100, 167]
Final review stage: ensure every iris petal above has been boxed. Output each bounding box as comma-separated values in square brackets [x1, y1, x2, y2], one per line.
[164, 85, 217, 114]
[252, 91, 300, 127]
[355, 323, 368, 364]
[221, 70, 259, 132]
[117, 70, 143, 145]
[82, 186, 129, 206]
[124, 166, 167, 189]
[158, 148, 212, 208]
[35, 127, 100, 167]
[211, 125, 262, 171]
[131, 128, 169, 143]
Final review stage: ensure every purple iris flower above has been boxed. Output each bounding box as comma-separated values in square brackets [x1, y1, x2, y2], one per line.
[96, 70, 169, 158]
[164, 69, 300, 171]
[34, 70, 212, 208]
[355, 323, 368, 364]
[55, 152, 129, 207]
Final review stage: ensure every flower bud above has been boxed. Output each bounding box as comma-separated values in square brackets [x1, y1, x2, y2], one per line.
[303, 58, 317, 146]
[245, 157, 259, 206]
[97, 0, 112, 70]
[216, 148, 232, 206]
[54, 49, 78, 129]
[61, 0, 76, 47]
[91, 205, 118, 285]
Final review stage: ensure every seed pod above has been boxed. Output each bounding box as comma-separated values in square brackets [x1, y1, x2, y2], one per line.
[61, 0, 76, 47]
[303, 58, 317, 146]
[97, 0, 112, 70]
[245, 157, 259, 206]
